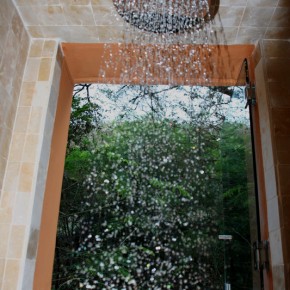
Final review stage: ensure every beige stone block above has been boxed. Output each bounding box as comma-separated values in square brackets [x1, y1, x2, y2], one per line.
[9, 133, 25, 162]
[14, 107, 31, 133]
[270, 7, 290, 28]
[235, 27, 266, 44]
[43, 40, 57, 57]
[29, 39, 44, 57]
[0, 191, 16, 209]
[0, 259, 4, 284]
[27, 26, 45, 38]
[3, 162, 20, 192]
[7, 225, 26, 259]
[2, 259, 20, 290]
[23, 58, 41, 82]
[12, 192, 31, 225]
[23, 134, 39, 163]
[18, 163, 34, 193]
[18, 5, 67, 26]
[11, 11, 24, 40]
[15, 0, 60, 5]
[63, 5, 95, 25]
[28, 107, 43, 133]
[92, 4, 124, 26]
[0, 207, 12, 223]
[19, 82, 35, 107]
[241, 7, 275, 27]
[214, 6, 245, 27]
[38, 58, 52, 81]
[247, 0, 278, 7]
[0, 224, 10, 257]
[0, 0, 15, 26]
[62, 0, 91, 4]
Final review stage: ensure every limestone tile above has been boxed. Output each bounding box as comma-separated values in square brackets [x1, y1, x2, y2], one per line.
[91, 0, 111, 4]
[63, 5, 95, 25]
[0, 0, 15, 26]
[3, 162, 20, 192]
[269, 82, 290, 108]
[28, 25, 99, 42]
[14, 107, 31, 133]
[0, 156, 6, 191]
[9, 133, 25, 162]
[209, 26, 238, 44]
[19, 82, 36, 107]
[15, 0, 60, 5]
[43, 40, 57, 57]
[0, 127, 12, 160]
[61, 0, 91, 4]
[0, 191, 16, 209]
[266, 59, 290, 83]
[12, 192, 31, 225]
[240, 7, 275, 27]
[2, 259, 20, 290]
[7, 225, 25, 259]
[26, 26, 45, 38]
[214, 6, 245, 27]
[29, 40, 44, 57]
[38, 58, 52, 81]
[32, 82, 52, 107]
[18, 163, 34, 193]
[96, 25, 126, 43]
[0, 26, 9, 57]
[247, 0, 279, 6]
[23, 134, 39, 163]
[265, 27, 290, 39]
[269, 228, 284, 265]
[28, 107, 43, 134]
[270, 8, 290, 28]
[218, 0, 247, 6]
[236, 27, 266, 44]
[277, 164, 290, 195]
[0, 224, 10, 257]
[18, 5, 67, 26]
[271, 108, 290, 136]
[0, 208, 12, 224]
[92, 4, 124, 26]
[263, 39, 290, 58]
[265, 166, 278, 200]
[272, 265, 286, 290]
[0, 259, 4, 285]
[11, 11, 24, 40]
[267, 196, 281, 232]
[23, 58, 41, 82]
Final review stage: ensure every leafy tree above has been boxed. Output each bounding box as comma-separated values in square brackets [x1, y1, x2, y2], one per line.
[52, 85, 256, 290]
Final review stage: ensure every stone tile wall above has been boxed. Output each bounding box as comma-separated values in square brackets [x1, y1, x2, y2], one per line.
[0, 0, 30, 204]
[0, 33, 61, 289]
[255, 39, 290, 289]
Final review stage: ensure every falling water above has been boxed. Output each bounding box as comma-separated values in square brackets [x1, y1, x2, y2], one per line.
[100, 0, 217, 86]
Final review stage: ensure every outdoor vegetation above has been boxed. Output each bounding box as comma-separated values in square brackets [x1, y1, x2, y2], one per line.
[52, 84, 256, 290]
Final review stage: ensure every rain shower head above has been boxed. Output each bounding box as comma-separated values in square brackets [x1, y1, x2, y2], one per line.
[113, 0, 215, 34]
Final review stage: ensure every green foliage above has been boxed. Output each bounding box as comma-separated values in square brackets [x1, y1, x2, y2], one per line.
[52, 85, 256, 290]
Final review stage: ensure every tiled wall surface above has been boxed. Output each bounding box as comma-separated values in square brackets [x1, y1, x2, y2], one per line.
[12, 0, 290, 44]
[0, 0, 30, 203]
[0, 0, 289, 289]
[255, 39, 290, 289]
[0, 11, 60, 287]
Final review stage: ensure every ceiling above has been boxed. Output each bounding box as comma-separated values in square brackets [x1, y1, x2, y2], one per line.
[13, 0, 290, 44]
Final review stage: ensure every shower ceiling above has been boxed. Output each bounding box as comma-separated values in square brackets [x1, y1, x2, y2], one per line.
[15, 0, 289, 44]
